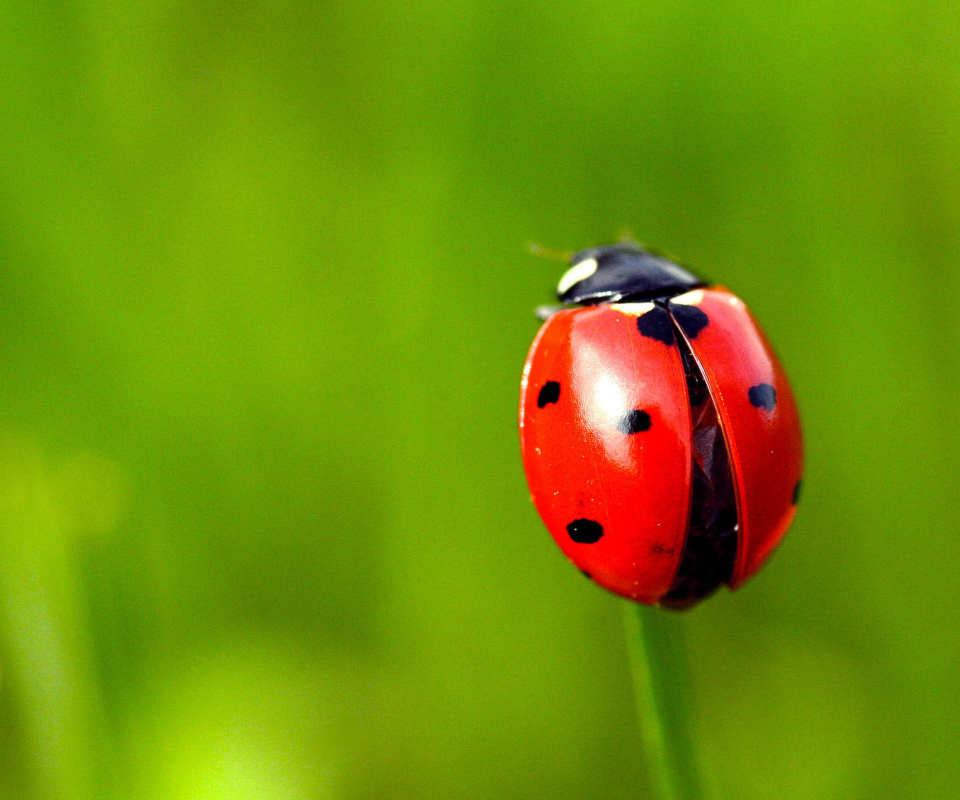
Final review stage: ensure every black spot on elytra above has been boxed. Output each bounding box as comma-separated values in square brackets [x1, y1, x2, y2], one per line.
[636, 307, 675, 345]
[670, 303, 709, 338]
[567, 518, 603, 544]
[748, 383, 777, 411]
[537, 381, 561, 408]
[617, 409, 652, 434]
[580, 569, 592, 580]
[793, 480, 802, 505]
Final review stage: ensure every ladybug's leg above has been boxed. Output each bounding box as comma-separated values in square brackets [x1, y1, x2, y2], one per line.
[527, 242, 574, 262]
[534, 305, 566, 320]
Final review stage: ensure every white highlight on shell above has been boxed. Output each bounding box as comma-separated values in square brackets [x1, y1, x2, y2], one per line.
[592, 370, 628, 426]
[557, 257, 598, 296]
[573, 342, 633, 469]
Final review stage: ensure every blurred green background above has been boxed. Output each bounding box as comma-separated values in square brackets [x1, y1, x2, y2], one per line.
[1, 2, 958, 799]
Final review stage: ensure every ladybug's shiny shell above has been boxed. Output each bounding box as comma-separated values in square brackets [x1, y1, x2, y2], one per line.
[519, 244, 803, 608]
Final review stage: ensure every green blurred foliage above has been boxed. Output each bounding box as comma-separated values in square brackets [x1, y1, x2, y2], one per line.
[0, 1, 958, 798]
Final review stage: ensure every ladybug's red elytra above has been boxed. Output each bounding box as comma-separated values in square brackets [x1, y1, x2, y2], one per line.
[519, 243, 803, 608]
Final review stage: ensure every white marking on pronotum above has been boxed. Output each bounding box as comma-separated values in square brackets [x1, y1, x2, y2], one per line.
[671, 289, 705, 306]
[557, 257, 598, 296]
[611, 302, 655, 317]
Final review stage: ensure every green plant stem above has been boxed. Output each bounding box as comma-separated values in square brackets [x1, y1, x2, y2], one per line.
[623, 604, 708, 800]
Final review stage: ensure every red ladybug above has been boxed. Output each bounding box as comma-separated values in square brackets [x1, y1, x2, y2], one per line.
[519, 243, 803, 608]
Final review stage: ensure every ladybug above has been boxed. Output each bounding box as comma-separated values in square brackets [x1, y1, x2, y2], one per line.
[519, 242, 803, 608]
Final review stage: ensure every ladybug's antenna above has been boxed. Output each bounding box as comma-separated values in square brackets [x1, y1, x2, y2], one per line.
[528, 242, 573, 263]
[616, 228, 647, 250]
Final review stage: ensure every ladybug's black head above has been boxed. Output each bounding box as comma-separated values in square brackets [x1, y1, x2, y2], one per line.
[557, 242, 704, 305]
